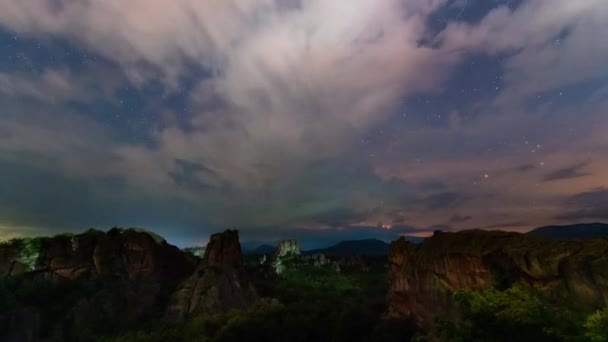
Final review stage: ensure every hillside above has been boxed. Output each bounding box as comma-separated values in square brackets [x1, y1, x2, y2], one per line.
[305, 239, 390, 256]
[527, 222, 608, 240]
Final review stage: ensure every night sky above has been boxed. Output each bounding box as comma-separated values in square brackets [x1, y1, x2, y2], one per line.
[0, 0, 607, 248]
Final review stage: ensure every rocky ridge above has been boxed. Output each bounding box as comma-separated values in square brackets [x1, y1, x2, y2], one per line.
[0, 228, 198, 341]
[1, 227, 196, 282]
[388, 230, 608, 326]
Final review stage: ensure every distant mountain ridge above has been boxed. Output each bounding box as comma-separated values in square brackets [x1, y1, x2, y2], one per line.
[527, 222, 608, 240]
[305, 239, 390, 256]
[244, 236, 425, 256]
[251, 244, 277, 255]
[240, 240, 276, 254]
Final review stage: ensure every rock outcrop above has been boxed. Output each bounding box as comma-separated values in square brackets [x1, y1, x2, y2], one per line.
[166, 229, 257, 319]
[0, 240, 31, 278]
[0, 228, 197, 341]
[272, 239, 301, 274]
[275, 240, 301, 258]
[388, 230, 608, 326]
[1, 228, 196, 283]
[269, 240, 343, 274]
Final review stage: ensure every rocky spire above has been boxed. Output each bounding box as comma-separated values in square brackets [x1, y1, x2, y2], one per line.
[166, 229, 258, 320]
[274, 239, 301, 258]
[201, 229, 242, 268]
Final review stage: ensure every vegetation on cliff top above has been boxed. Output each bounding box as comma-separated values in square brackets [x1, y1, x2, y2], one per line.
[440, 287, 608, 342]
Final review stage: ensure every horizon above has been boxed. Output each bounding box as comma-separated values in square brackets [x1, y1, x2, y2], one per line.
[2, 221, 606, 250]
[1, 0, 607, 247]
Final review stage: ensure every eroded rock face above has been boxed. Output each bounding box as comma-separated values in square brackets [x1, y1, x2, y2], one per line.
[0, 242, 29, 278]
[388, 230, 608, 326]
[275, 240, 301, 258]
[167, 229, 257, 319]
[272, 240, 301, 274]
[1, 228, 196, 283]
[0, 228, 197, 340]
[201, 229, 242, 268]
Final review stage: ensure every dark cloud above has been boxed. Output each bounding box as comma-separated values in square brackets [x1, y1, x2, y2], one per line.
[426, 224, 454, 232]
[556, 187, 608, 221]
[449, 214, 473, 223]
[417, 180, 449, 192]
[168, 158, 221, 190]
[303, 207, 369, 229]
[425, 192, 469, 210]
[514, 163, 536, 173]
[542, 162, 590, 182]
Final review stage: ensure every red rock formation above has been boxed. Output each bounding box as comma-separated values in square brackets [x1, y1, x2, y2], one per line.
[20, 228, 196, 283]
[201, 229, 243, 268]
[388, 230, 608, 326]
[0, 228, 197, 340]
[167, 229, 257, 319]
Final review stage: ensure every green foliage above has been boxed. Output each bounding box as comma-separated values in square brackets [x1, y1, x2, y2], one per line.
[102, 257, 411, 342]
[183, 246, 205, 257]
[279, 263, 356, 291]
[0, 276, 100, 341]
[440, 286, 588, 342]
[584, 307, 608, 342]
[1, 237, 42, 270]
[20, 237, 42, 269]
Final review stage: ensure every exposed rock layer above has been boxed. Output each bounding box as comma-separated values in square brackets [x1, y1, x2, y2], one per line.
[167, 229, 257, 319]
[275, 240, 301, 258]
[0, 228, 197, 341]
[388, 230, 608, 325]
[272, 239, 301, 274]
[1, 228, 196, 282]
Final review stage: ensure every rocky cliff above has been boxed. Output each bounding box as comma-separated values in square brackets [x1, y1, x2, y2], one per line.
[166, 229, 258, 319]
[1, 228, 196, 282]
[388, 230, 608, 326]
[0, 228, 197, 341]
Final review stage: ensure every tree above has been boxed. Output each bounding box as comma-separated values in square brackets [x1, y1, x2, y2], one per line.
[442, 287, 581, 342]
[584, 308, 608, 342]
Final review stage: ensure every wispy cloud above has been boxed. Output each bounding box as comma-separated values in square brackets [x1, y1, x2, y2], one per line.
[542, 162, 589, 182]
[557, 187, 608, 221]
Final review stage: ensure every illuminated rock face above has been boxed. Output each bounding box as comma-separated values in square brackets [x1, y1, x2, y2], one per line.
[184, 246, 205, 258]
[387, 230, 608, 326]
[275, 240, 301, 258]
[166, 229, 258, 319]
[272, 240, 301, 274]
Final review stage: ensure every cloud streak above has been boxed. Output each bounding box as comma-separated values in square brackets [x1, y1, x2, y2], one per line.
[542, 162, 589, 182]
[557, 187, 608, 221]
